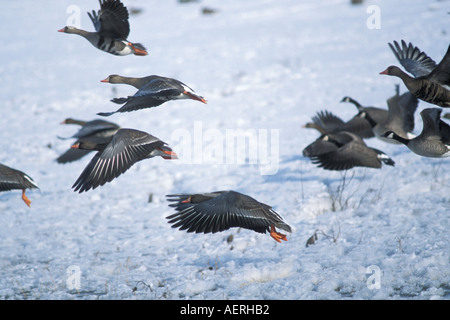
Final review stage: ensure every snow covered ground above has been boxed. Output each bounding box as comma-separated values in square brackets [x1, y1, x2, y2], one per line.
[0, 0, 449, 300]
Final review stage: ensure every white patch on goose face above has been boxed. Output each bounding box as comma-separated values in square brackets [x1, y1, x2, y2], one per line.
[117, 41, 133, 55]
[406, 132, 417, 139]
[445, 145, 450, 156]
[181, 84, 194, 94]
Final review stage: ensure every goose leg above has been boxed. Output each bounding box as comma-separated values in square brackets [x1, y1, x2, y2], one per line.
[21, 189, 31, 208]
[270, 225, 288, 243]
[181, 196, 192, 203]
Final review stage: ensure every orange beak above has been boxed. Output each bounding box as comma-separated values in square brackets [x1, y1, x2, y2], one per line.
[71, 143, 80, 149]
[184, 91, 207, 104]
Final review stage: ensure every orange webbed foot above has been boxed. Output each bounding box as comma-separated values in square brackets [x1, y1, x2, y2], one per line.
[270, 225, 288, 243]
[181, 196, 192, 204]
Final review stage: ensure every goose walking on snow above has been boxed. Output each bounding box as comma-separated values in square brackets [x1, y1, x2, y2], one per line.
[383, 108, 450, 158]
[71, 128, 177, 193]
[58, 0, 148, 56]
[166, 191, 292, 243]
[0, 163, 39, 208]
[305, 131, 395, 170]
[97, 74, 207, 116]
[57, 118, 120, 163]
[380, 40, 450, 108]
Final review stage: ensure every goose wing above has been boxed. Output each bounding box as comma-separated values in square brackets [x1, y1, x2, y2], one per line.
[72, 129, 164, 192]
[389, 40, 437, 78]
[72, 120, 120, 139]
[0, 164, 38, 191]
[310, 133, 382, 170]
[426, 45, 450, 86]
[311, 110, 345, 132]
[166, 191, 291, 234]
[97, 0, 130, 39]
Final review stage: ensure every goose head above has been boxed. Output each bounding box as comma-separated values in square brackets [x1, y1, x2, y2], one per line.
[380, 66, 410, 79]
[58, 26, 81, 34]
[101, 75, 125, 84]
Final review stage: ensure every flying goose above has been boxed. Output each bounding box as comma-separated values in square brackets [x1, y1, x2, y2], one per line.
[166, 191, 292, 243]
[71, 128, 177, 193]
[305, 131, 395, 170]
[303, 129, 354, 158]
[303, 110, 376, 139]
[340, 96, 389, 126]
[57, 118, 120, 163]
[383, 108, 450, 158]
[97, 74, 207, 116]
[381, 40, 450, 108]
[58, 0, 148, 56]
[358, 85, 418, 144]
[0, 163, 39, 207]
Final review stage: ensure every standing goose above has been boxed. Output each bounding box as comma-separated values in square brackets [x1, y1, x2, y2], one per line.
[307, 131, 395, 170]
[380, 40, 450, 108]
[58, 0, 147, 56]
[166, 191, 292, 243]
[71, 129, 177, 193]
[383, 108, 450, 158]
[358, 85, 418, 144]
[0, 163, 39, 208]
[57, 118, 120, 163]
[97, 74, 207, 116]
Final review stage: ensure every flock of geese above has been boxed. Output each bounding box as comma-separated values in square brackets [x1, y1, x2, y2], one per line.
[302, 39, 450, 171]
[1, 1, 449, 244]
[0, 0, 292, 243]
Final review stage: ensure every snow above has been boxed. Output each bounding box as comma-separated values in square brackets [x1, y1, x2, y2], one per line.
[0, 0, 449, 300]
